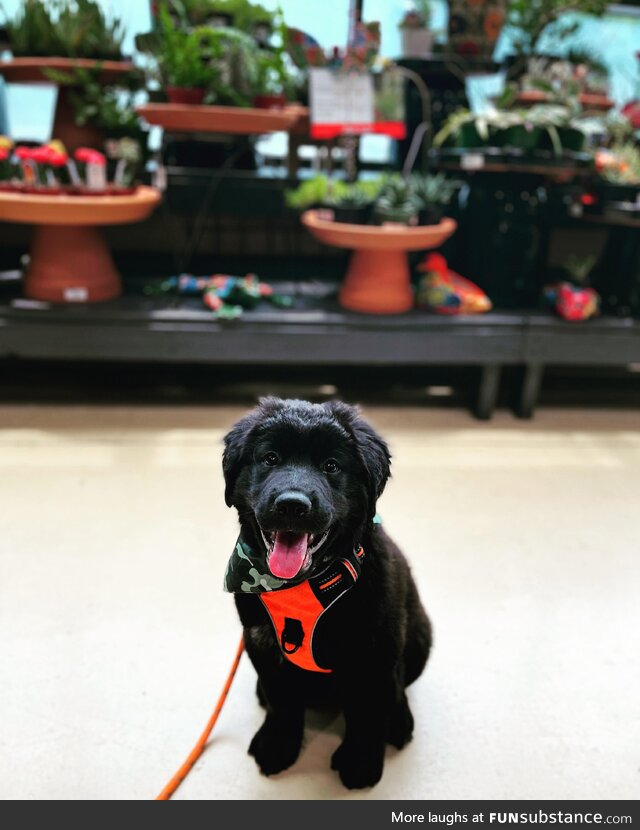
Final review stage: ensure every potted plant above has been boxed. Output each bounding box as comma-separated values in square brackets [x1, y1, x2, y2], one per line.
[399, 1, 434, 59]
[373, 178, 418, 226]
[253, 48, 288, 109]
[434, 109, 521, 151]
[528, 105, 588, 156]
[3, 0, 126, 60]
[154, 6, 218, 104]
[325, 183, 375, 225]
[409, 173, 459, 225]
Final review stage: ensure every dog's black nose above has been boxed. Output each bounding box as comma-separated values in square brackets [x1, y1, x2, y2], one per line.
[274, 491, 312, 522]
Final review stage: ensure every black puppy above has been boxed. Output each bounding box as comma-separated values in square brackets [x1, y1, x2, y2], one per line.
[223, 397, 432, 789]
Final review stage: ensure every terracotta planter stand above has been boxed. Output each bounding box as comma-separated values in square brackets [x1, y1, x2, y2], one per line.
[136, 103, 308, 135]
[0, 187, 161, 303]
[0, 58, 136, 152]
[301, 210, 457, 314]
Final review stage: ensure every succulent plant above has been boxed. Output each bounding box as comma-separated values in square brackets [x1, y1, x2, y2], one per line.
[409, 173, 459, 209]
[374, 176, 417, 224]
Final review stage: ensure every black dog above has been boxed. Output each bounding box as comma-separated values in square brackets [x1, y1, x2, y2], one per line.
[223, 398, 432, 789]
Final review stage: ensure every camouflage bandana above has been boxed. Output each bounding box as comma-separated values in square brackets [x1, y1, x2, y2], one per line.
[223, 535, 288, 594]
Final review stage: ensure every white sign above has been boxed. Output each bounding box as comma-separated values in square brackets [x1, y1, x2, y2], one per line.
[309, 68, 374, 135]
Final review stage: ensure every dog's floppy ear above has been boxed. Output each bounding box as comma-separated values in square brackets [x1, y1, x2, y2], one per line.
[326, 401, 391, 517]
[222, 397, 286, 507]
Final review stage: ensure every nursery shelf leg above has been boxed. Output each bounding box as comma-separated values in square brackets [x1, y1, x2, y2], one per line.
[517, 363, 544, 419]
[339, 248, 414, 315]
[475, 364, 502, 421]
[24, 225, 122, 304]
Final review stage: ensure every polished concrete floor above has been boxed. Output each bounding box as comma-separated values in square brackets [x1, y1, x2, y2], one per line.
[1, 404, 639, 801]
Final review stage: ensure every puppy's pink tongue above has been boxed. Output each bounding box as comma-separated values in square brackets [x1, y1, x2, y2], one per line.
[268, 531, 309, 579]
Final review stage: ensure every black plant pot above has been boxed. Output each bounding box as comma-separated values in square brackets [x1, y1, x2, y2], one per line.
[332, 204, 371, 224]
[418, 206, 443, 226]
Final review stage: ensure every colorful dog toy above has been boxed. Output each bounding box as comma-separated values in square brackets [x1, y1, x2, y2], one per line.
[417, 253, 492, 315]
[149, 273, 293, 319]
[544, 282, 600, 322]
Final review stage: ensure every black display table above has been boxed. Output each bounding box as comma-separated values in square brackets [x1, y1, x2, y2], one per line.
[1, 283, 639, 419]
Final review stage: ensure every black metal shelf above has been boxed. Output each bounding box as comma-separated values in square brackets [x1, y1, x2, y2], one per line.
[1, 283, 640, 419]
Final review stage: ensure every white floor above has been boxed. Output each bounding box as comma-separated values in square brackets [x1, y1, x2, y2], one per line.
[1, 404, 639, 801]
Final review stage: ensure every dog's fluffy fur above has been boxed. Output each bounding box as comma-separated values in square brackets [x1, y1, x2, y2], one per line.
[223, 398, 432, 789]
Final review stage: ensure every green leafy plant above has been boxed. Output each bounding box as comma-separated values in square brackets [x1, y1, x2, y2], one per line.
[155, 5, 219, 90]
[3, 0, 125, 60]
[195, 26, 257, 105]
[44, 65, 143, 138]
[285, 176, 331, 210]
[254, 48, 288, 97]
[169, 0, 276, 31]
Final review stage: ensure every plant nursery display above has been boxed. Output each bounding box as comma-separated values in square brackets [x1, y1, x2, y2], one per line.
[0, 1, 136, 153]
[285, 174, 459, 228]
[301, 209, 457, 314]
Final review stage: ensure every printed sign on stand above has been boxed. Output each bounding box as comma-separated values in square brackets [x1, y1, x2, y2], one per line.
[309, 68, 406, 141]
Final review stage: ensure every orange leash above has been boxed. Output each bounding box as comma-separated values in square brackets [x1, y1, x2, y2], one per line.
[155, 637, 245, 801]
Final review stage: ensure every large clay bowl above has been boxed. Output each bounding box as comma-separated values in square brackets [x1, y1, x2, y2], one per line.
[0, 58, 136, 84]
[302, 210, 457, 251]
[136, 103, 309, 134]
[0, 186, 161, 225]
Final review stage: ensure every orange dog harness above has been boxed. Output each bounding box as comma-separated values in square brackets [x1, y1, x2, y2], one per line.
[259, 547, 365, 673]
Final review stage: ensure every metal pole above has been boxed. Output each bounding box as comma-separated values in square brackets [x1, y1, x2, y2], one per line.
[348, 0, 364, 45]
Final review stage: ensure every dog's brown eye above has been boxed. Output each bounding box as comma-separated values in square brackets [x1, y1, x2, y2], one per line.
[322, 459, 340, 474]
[263, 452, 280, 467]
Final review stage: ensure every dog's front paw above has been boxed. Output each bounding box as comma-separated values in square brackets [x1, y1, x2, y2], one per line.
[387, 697, 414, 749]
[331, 741, 384, 789]
[248, 717, 302, 776]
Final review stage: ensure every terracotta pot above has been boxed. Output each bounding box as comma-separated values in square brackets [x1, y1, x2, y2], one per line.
[253, 94, 287, 110]
[166, 87, 206, 106]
